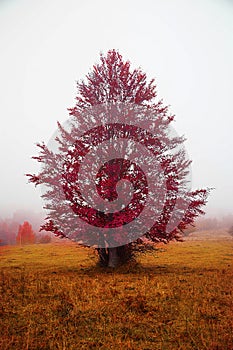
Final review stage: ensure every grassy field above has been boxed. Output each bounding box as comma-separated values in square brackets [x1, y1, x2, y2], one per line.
[0, 233, 233, 350]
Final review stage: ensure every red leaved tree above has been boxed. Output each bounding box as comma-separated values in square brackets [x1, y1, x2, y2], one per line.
[27, 50, 210, 267]
[16, 221, 35, 245]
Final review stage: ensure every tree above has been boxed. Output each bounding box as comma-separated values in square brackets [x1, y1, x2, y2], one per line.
[27, 50, 210, 267]
[16, 221, 35, 245]
[0, 219, 18, 246]
[0, 220, 10, 246]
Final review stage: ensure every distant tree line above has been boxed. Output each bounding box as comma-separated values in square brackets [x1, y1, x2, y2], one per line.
[0, 214, 232, 245]
[181, 215, 233, 236]
[195, 215, 233, 231]
[0, 219, 51, 246]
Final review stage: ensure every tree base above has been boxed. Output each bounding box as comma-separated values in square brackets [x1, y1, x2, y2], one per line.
[97, 244, 134, 268]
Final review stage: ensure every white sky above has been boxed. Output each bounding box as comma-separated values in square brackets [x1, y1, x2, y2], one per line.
[0, 0, 232, 218]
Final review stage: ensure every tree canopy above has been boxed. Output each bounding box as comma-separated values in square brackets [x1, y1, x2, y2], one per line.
[27, 50, 210, 266]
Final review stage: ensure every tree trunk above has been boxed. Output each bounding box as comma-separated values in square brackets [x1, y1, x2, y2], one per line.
[97, 244, 133, 267]
[107, 247, 119, 268]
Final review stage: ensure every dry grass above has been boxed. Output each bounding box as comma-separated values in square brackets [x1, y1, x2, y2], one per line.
[0, 234, 233, 350]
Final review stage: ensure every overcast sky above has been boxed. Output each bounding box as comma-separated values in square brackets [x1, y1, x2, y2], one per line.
[0, 0, 232, 219]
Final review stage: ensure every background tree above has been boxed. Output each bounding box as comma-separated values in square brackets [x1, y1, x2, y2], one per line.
[16, 221, 35, 245]
[0, 220, 10, 246]
[27, 50, 210, 267]
[0, 219, 18, 245]
[37, 233, 52, 244]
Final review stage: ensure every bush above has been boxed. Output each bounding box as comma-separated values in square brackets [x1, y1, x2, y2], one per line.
[38, 234, 52, 244]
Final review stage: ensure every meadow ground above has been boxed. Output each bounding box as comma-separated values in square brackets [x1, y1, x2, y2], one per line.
[0, 230, 232, 350]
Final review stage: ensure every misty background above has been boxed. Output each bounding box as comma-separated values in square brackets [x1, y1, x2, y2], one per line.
[0, 0, 232, 225]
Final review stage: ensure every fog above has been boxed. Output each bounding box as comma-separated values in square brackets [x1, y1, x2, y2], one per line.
[0, 0, 232, 220]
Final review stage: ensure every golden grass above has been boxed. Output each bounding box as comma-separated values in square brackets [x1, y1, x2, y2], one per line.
[0, 237, 232, 350]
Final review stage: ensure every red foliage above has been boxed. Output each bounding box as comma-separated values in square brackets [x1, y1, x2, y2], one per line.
[16, 221, 35, 245]
[70, 50, 157, 110]
[27, 49, 210, 247]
